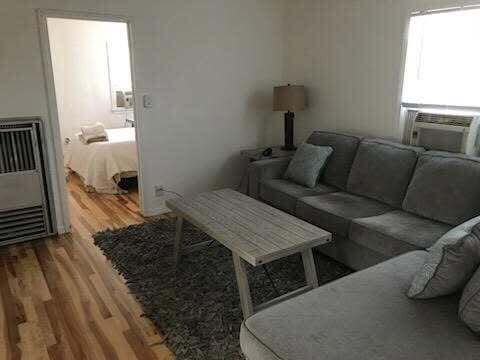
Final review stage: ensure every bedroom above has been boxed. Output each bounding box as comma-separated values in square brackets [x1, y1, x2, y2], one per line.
[47, 17, 140, 221]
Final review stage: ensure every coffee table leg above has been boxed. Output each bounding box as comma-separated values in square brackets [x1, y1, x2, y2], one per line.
[302, 249, 319, 289]
[174, 216, 184, 266]
[232, 253, 254, 319]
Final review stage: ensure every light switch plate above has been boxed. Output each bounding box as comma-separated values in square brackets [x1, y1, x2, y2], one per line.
[143, 94, 153, 108]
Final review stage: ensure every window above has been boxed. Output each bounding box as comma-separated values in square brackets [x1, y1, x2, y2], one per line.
[105, 23, 132, 111]
[402, 8, 480, 108]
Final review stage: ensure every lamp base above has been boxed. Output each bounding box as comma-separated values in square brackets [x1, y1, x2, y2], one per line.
[283, 111, 296, 151]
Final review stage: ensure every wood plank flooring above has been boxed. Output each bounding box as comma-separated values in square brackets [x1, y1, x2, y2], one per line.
[0, 175, 175, 359]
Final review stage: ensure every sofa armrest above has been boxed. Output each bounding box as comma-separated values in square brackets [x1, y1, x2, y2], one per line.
[248, 157, 291, 199]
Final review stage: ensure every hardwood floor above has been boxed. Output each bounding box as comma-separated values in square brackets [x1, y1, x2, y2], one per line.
[0, 175, 174, 359]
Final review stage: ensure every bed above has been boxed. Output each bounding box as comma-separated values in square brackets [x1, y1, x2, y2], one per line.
[66, 127, 138, 194]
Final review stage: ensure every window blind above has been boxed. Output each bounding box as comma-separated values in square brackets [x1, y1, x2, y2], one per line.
[402, 7, 480, 108]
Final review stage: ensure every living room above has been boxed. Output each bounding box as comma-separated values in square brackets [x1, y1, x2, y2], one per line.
[1, 0, 480, 359]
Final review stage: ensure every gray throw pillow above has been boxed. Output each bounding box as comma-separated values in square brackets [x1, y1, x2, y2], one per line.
[408, 218, 480, 299]
[284, 143, 333, 188]
[459, 265, 480, 333]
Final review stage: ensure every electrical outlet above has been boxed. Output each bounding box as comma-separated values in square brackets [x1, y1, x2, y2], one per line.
[154, 185, 164, 197]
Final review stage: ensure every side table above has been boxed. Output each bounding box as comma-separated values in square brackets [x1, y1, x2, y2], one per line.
[239, 146, 295, 194]
[240, 146, 296, 162]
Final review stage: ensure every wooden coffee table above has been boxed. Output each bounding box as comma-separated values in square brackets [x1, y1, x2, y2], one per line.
[165, 188, 332, 319]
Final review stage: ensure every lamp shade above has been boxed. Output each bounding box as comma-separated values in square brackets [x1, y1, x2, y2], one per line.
[273, 85, 306, 111]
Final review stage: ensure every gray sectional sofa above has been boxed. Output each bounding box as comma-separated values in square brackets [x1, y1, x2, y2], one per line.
[242, 131, 480, 359]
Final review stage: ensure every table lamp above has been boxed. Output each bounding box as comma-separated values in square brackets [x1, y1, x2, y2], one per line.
[273, 84, 306, 151]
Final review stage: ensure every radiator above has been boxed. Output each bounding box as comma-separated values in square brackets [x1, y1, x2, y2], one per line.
[0, 117, 55, 245]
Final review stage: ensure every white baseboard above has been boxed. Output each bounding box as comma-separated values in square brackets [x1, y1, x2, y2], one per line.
[142, 206, 170, 217]
[56, 225, 67, 235]
[55, 221, 69, 235]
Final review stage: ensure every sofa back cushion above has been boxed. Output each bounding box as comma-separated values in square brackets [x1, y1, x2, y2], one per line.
[307, 131, 363, 190]
[403, 152, 480, 225]
[346, 139, 424, 207]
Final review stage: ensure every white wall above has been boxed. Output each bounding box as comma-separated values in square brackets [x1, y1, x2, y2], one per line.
[48, 18, 133, 148]
[0, 0, 285, 225]
[266, 0, 480, 146]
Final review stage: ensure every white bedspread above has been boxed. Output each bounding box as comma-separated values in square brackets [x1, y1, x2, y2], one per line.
[66, 128, 138, 194]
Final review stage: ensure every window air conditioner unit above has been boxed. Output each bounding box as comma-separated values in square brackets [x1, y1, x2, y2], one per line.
[404, 109, 480, 155]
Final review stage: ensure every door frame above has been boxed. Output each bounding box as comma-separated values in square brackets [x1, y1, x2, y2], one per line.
[37, 9, 146, 234]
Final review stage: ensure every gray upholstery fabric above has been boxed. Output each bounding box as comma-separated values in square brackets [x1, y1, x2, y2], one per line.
[403, 151, 480, 225]
[241, 251, 480, 360]
[307, 131, 363, 190]
[347, 139, 423, 207]
[259, 179, 337, 214]
[349, 210, 451, 258]
[295, 192, 392, 236]
[316, 234, 389, 271]
[460, 265, 480, 333]
[283, 144, 333, 188]
[248, 157, 291, 199]
[408, 216, 480, 299]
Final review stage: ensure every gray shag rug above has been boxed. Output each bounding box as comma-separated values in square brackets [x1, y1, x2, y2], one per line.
[93, 218, 352, 359]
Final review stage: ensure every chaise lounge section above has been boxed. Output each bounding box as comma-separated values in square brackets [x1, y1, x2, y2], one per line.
[241, 250, 480, 360]
[242, 131, 480, 359]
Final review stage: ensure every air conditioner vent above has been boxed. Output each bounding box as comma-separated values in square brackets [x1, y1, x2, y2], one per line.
[0, 117, 55, 246]
[416, 113, 473, 127]
[0, 128, 36, 174]
[0, 123, 34, 130]
[0, 206, 47, 243]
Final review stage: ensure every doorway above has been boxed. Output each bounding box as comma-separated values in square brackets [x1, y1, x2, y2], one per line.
[38, 11, 144, 234]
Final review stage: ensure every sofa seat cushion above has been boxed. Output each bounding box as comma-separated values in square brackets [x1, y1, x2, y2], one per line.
[307, 131, 363, 190]
[316, 234, 390, 271]
[349, 210, 451, 258]
[296, 192, 392, 236]
[403, 151, 480, 225]
[346, 139, 424, 207]
[259, 179, 337, 214]
[240, 251, 480, 360]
